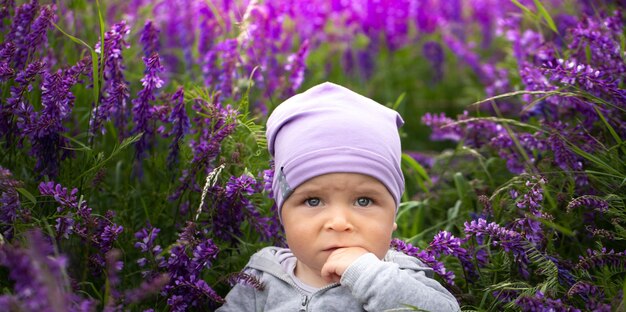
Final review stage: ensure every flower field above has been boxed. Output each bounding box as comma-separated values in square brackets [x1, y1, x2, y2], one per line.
[1, 0, 625, 311]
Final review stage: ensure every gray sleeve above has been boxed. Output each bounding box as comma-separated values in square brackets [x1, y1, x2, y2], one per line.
[340, 253, 461, 312]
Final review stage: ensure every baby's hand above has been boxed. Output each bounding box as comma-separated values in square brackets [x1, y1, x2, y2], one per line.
[321, 246, 369, 283]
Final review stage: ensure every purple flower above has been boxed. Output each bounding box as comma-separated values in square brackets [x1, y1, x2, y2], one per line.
[429, 231, 478, 280]
[576, 248, 626, 271]
[97, 224, 123, 252]
[477, 194, 493, 217]
[91, 21, 131, 139]
[169, 98, 237, 201]
[38, 181, 123, 268]
[567, 281, 604, 302]
[0, 0, 15, 32]
[55, 216, 74, 240]
[208, 174, 280, 243]
[391, 238, 456, 285]
[196, 3, 224, 55]
[414, 0, 439, 33]
[422, 41, 444, 82]
[236, 3, 284, 96]
[541, 58, 622, 105]
[465, 219, 525, 253]
[226, 272, 265, 291]
[20, 69, 77, 177]
[6, 0, 39, 69]
[124, 273, 170, 304]
[23, 4, 56, 60]
[464, 218, 530, 278]
[151, 0, 201, 72]
[0, 166, 23, 240]
[260, 166, 274, 197]
[140, 20, 160, 58]
[489, 131, 548, 174]
[567, 11, 625, 80]
[0, 41, 16, 62]
[514, 177, 546, 212]
[191, 238, 219, 271]
[421, 112, 462, 142]
[203, 38, 239, 98]
[567, 281, 612, 311]
[566, 195, 609, 213]
[1, 60, 44, 144]
[0, 229, 96, 311]
[0, 61, 15, 81]
[134, 225, 162, 255]
[166, 87, 190, 168]
[66, 56, 92, 84]
[548, 133, 584, 175]
[38, 181, 79, 211]
[158, 223, 224, 311]
[442, 34, 490, 88]
[225, 174, 256, 198]
[283, 39, 309, 97]
[132, 52, 164, 173]
[104, 249, 124, 305]
[516, 291, 580, 312]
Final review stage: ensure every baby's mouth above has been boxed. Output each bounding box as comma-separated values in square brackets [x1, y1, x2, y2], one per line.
[322, 246, 345, 252]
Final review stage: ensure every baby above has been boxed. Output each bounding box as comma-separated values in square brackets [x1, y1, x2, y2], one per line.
[217, 82, 460, 311]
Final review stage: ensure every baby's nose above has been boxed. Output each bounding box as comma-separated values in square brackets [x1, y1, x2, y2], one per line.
[324, 206, 354, 231]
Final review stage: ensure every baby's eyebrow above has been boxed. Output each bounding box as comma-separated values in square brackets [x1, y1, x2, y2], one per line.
[290, 188, 322, 197]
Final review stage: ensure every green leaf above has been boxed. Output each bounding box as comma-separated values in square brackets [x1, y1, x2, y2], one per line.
[526, 214, 574, 236]
[622, 279, 626, 311]
[449, 116, 545, 133]
[96, 1, 105, 102]
[16, 188, 37, 205]
[453, 172, 471, 201]
[621, 33, 626, 58]
[51, 21, 100, 108]
[392, 92, 405, 110]
[62, 134, 93, 152]
[470, 90, 576, 107]
[401, 153, 431, 194]
[238, 66, 259, 115]
[510, 0, 535, 17]
[532, 0, 558, 33]
[396, 201, 422, 222]
[52, 24, 91, 51]
[565, 137, 622, 176]
[74, 133, 143, 182]
[446, 200, 462, 232]
[204, 0, 228, 33]
[591, 105, 626, 155]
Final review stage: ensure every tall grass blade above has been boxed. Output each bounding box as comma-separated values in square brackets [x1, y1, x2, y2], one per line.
[509, 0, 535, 17]
[532, 0, 558, 33]
[16, 188, 37, 205]
[401, 153, 431, 194]
[51, 22, 100, 105]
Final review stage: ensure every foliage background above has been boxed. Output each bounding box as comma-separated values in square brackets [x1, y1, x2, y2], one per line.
[0, 0, 625, 311]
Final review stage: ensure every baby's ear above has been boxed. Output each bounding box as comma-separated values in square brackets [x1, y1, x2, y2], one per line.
[393, 222, 398, 231]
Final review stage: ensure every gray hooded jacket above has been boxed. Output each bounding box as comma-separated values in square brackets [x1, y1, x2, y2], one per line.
[216, 247, 461, 312]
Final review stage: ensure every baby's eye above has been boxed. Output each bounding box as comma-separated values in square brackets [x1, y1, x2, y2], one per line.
[305, 197, 321, 207]
[355, 197, 373, 207]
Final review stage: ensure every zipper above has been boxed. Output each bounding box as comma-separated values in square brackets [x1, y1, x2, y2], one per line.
[247, 257, 340, 311]
[301, 282, 339, 311]
[298, 295, 308, 312]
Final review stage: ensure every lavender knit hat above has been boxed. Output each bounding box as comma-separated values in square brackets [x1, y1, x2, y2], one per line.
[266, 82, 405, 218]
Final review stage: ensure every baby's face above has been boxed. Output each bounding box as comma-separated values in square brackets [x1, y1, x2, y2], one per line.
[281, 173, 397, 280]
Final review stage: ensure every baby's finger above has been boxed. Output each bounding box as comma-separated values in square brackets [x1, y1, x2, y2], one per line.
[320, 261, 341, 283]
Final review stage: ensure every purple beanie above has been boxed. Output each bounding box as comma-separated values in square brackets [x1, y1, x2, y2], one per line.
[266, 82, 405, 217]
